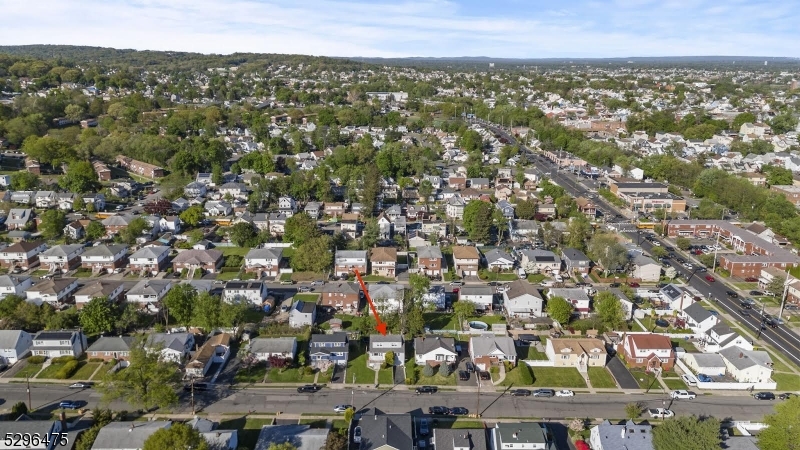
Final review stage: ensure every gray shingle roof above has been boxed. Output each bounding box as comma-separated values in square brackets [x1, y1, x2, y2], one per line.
[130, 246, 170, 259]
[249, 337, 297, 355]
[591, 420, 653, 450]
[417, 245, 443, 259]
[245, 248, 283, 260]
[90, 421, 171, 450]
[719, 346, 773, 370]
[41, 244, 84, 258]
[254, 424, 328, 450]
[357, 414, 413, 450]
[82, 244, 127, 258]
[0, 330, 28, 351]
[470, 335, 515, 359]
[414, 335, 456, 355]
[683, 302, 713, 323]
[87, 336, 136, 353]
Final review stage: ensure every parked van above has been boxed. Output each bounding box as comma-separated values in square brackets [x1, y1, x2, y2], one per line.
[554, 274, 563, 283]
[517, 268, 526, 279]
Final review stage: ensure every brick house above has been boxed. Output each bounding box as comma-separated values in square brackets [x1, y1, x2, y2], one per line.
[319, 282, 361, 312]
[334, 250, 368, 278]
[370, 247, 397, 277]
[620, 333, 675, 371]
[73, 280, 125, 309]
[0, 240, 47, 270]
[86, 336, 136, 361]
[92, 160, 112, 181]
[39, 244, 85, 272]
[416, 245, 444, 278]
[115, 155, 164, 178]
[172, 249, 223, 274]
[80, 244, 128, 273]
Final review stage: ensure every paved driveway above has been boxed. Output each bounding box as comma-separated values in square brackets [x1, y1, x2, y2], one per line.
[606, 357, 640, 390]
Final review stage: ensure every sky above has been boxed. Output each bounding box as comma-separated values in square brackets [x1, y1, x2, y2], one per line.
[1, 0, 798, 58]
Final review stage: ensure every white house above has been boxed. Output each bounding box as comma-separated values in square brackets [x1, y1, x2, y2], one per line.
[249, 337, 297, 362]
[39, 244, 84, 272]
[484, 249, 515, 271]
[414, 335, 457, 366]
[0, 275, 33, 299]
[469, 335, 516, 369]
[631, 254, 661, 282]
[126, 280, 172, 304]
[590, 420, 653, 450]
[700, 322, 753, 353]
[222, 280, 268, 307]
[458, 286, 495, 311]
[147, 333, 194, 363]
[129, 246, 171, 275]
[0, 330, 32, 366]
[278, 196, 297, 215]
[184, 182, 208, 198]
[368, 334, 404, 368]
[26, 278, 79, 306]
[31, 330, 87, 358]
[719, 346, 774, 383]
[243, 248, 283, 278]
[681, 302, 720, 334]
[158, 216, 182, 233]
[547, 288, 591, 314]
[503, 280, 544, 318]
[73, 280, 125, 309]
[218, 182, 248, 200]
[186, 333, 232, 378]
[334, 250, 368, 278]
[205, 200, 233, 216]
[368, 283, 404, 313]
[289, 300, 317, 328]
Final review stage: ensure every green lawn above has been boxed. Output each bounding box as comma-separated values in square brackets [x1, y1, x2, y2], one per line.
[416, 372, 457, 386]
[588, 367, 617, 389]
[319, 314, 359, 331]
[234, 363, 268, 384]
[69, 362, 100, 380]
[671, 338, 698, 353]
[629, 369, 659, 390]
[501, 366, 587, 388]
[662, 378, 688, 390]
[36, 363, 68, 379]
[432, 417, 486, 429]
[265, 367, 316, 383]
[516, 345, 548, 361]
[220, 247, 251, 257]
[767, 352, 797, 374]
[481, 272, 518, 281]
[361, 275, 395, 282]
[31, 270, 48, 277]
[773, 372, 800, 391]
[215, 271, 254, 281]
[378, 368, 394, 385]
[218, 418, 274, 450]
[294, 293, 321, 303]
[526, 274, 546, 284]
[73, 268, 94, 278]
[347, 344, 376, 384]
[422, 312, 507, 331]
[13, 363, 42, 379]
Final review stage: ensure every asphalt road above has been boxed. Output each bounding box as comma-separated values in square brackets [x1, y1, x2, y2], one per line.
[634, 234, 800, 368]
[3, 385, 777, 421]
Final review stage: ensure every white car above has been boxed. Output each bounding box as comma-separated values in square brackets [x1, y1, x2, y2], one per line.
[648, 408, 675, 418]
[670, 390, 696, 399]
[555, 389, 574, 397]
[681, 374, 698, 386]
[333, 404, 353, 413]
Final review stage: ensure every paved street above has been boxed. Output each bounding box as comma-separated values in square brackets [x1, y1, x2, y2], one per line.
[2, 384, 777, 421]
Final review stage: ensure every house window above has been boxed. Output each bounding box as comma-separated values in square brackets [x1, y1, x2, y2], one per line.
[561, 355, 569, 360]
[636, 358, 643, 363]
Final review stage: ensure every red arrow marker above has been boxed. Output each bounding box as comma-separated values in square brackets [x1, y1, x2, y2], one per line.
[353, 269, 387, 335]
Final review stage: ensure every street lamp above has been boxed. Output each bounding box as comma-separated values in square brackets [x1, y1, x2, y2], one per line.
[711, 209, 727, 273]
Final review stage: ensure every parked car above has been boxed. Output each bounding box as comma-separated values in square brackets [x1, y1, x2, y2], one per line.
[310, 280, 324, 286]
[298, 287, 311, 293]
[749, 290, 763, 296]
[697, 374, 713, 382]
[555, 390, 574, 397]
[428, 406, 450, 415]
[681, 374, 697, 386]
[609, 283, 620, 288]
[279, 280, 294, 285]
[68, 382, 92, 389]
[419, 419, 429, 435]
[533, 389, 555, 398]
[705, 275, 715, 282]
[740, 301, 753, 309]
[353, 426, 362, 443]
[59, 400, 81, 410]
[628, 282, 640, 288]
[297, 384, 321, 393]
[449, 407, 469, 416]
[458, 370, 470, 381]
[670, 390, 696, 399]
[510, 389, 531, 396]
[416, 386, 438, 395]
[696, 267, 707, 273]
[648, 408, 674, 418]
[449, 281, 464, 286]
[779, 393, 794, 400]
[726, 291, 739, 298]
[478, 371, 491, 380]
[754, 392, 776, 400]
[333, 404, 353, 413]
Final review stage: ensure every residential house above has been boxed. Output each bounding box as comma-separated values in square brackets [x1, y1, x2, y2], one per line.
[6, 208, 34, 230]
[289, 300, 317, 328]
[126, 280, 172, 305]
[34, 191, 55, 208]
[0, 275, 33, 299]
[719, 346, 774, 383]
[92, 421, 173, 450]
[205, 200, 233, 217]
[73, 280, 124, 309]
[186, 333, 232, 377]
[446, 195, 466, 219]
[146, 332, 194, 362]
[449, 176, 467, 190]
[344, 414, 413, 450]
[369, 283, 404, 313]
[548, 288, 591, 314]
[196, 172, 214, 186]
[459, 286, 495, 311]
[129, 246, 170, 275]
[158, 216, 181, 233]
[659, 283, 695, 311]
[56, 192, 76, 211]
[9, 192, 33, 206]
[491, 423, 557, 450]
[620, 333, 675, 371]
[184, 181, 208, 198]
[589, 420, 653, 450]
[82, 193, 106, 211]
[268, 213, 287, 235]
[538, 203, 556, 218]
[503, 280, 544, 318]
[0, 330, 32, 366]
[39, 244, 84, 272]
[102, 214, 137, 233]
[520, 249, 562, 274]
[249, 337, 297, 362]
[116, 155, 164, 178]
[26, 277, 78, 306]
[81, 244, 128, 273]
[0, 240, 46, 270]
[370, 247, 397, 277]
[575, 197, 597, 218]
[496, 200, 515, 219]
[189, 418, 239, 450]
[631, 254, 661, 282]
[86, 336, 136, 362]
[0, 420, 65, 450]
[469, 335, 516, 370]
[308, 332, 348, 367]
[485, 248, 514, 271]
[63, 220, 86, 240]
[340, 213, 361, 239]
[218, 182, 248, 201]
[368, 334, 405, 368]
[278, 196, 297, 216]
[680, 353, 726, 377]
[453, 245, 481, 277]
[243, 248, 283, 278]
[334, 250, 368, 278]
[172, 249, 223, 274]
[222, 280, 268, 307]
[93, 160, 112, 181]
[319, 282, 361, 312]
[417, 245, 444, 278]
[414, 335, 457, 366]
[681, 302, 720, 335]
[562, 248, 591, 274]
[254, 425, 329, 450]
[304, 201, 321, 219]
[323, 202, 346, 218]
[700, 322, 753, 353]
[545, 338, 607, 369]
[31, 329, 87, 358]
[433, 429, 489, 450]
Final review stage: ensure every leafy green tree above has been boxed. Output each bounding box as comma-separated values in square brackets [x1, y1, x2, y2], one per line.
[192, 291, 223, 331]
[268, 443, 298, 450]
[86, 221, 106, 240]
[438, 362, 452, 377]
[283, 212, 319, 246]
[625, 401, 645, 419]
[179, 205, 205, 227]
[763, 165, 794, 186]
[767, 275, 786, 298]
[73, 196, 86, 211]
[325, 430, 349, 450]
[594, 291, 626, 330]
[546, 296, 573, 325]
[79, 297, 115, 335]
[517, 362, 534, 384]
[10, 171, 40, 190]
[566, 216, 591, 251]
[516, 199, 537, 220]
[759, 395, 800, 449]
[60, 161, 99, 193]
[163, 284, 196, 327]
[115, 302, 144, 334]
[99, 338, 182, 410]
[38, 209, 67, 240]
[361, 219, 379, 249]
[220, 300, 251, 329]
[384, 351, 395, 367]
[228, 222, 257, 247]
[143, 422, 209, 450]
[422, 364, 435, 377]
[732, 112, 756, 131]
[291, 236, 333, 273]
[650, 246, 668, 258]
[64, 104, 85, 122]
[463, 200, 493, 243]
[453, 300, 475, 331]
[769, 112, 798, 135]
[120, 217, 148, 244]
[418, 180, 433, 204]
[652, 416, 720, 450]
[586, 233, 629, 277]
[9, 401, 28, 420]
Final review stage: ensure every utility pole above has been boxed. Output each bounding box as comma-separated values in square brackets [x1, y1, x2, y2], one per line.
[190, 378, 195, 414]
[351, 373, 355, 406]
[779, 278, 791, 320]
[26, 375, 31, 411]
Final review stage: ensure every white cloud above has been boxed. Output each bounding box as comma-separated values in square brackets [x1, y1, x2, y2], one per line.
[0, 0, 797, 58]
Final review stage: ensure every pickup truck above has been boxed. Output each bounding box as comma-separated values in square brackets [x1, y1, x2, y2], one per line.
[648, 408, 674, 418]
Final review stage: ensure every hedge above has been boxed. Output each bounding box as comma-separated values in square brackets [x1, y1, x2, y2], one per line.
[27, 356, 46, 364]
[55, 361, 80, 379]
[51, 356, 77, 364]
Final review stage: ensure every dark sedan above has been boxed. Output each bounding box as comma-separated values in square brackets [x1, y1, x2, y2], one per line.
[297, 384, 321, 393]
[510, 389, 532, 396]
[726, 291, 739, 298]
[449, 407, 469, 416]
[754, 392, 775, 400]
[428, 406, 450, 415]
